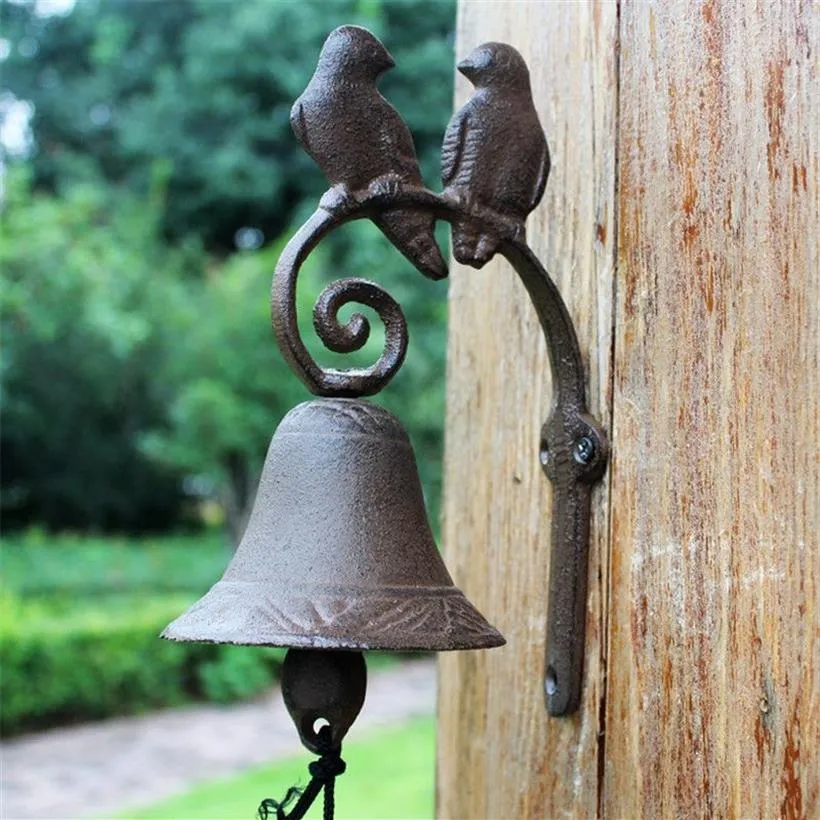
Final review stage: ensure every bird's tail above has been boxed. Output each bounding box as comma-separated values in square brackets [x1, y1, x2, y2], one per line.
[375, 211, 448, 281]
[452, 222, 500, 270]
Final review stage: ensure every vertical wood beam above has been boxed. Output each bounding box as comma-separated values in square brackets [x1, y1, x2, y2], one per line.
[440, 0, 816, 816]
[605, 1, 817, 817]
[437, 2, 618, 816]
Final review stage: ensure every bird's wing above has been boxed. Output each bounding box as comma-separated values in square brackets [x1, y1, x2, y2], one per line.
[379, 99, 422, 179]
[441, 109, 469, 186]
[529, 140, 551, 212]
[290, 99, 310, 152]
[384, 127, 421, 179]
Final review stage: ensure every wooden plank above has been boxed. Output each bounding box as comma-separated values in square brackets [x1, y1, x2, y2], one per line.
[437, 2, 619, 816]
[605, 1, 818, 817]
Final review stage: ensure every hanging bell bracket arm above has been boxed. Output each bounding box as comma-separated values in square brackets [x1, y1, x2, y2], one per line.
[271, 188, 608, 716]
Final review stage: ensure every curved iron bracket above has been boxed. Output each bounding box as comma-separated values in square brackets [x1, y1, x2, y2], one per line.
[271, 26, 609, 716]
[271, 189, 607, 716]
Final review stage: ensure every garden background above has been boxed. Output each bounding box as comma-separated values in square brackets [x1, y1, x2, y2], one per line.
[1, 0, 455, 816]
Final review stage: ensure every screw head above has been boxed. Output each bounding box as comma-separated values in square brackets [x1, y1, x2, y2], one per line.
[573, 436, 595, 465]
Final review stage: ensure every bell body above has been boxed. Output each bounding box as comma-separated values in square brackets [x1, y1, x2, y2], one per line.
[163, 398, 504, 651]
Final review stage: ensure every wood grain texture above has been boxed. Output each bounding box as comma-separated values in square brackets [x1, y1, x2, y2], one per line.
[437, 1, 618, 817]
[606, 1, 818, 818]
[440, 0, 817, 816]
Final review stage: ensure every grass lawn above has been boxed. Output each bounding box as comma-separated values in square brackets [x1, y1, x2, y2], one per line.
[122, 717, 436, 820]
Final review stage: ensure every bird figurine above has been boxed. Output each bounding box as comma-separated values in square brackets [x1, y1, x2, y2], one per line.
[441, 42, 550, 269]
[291, 25, 448, 281]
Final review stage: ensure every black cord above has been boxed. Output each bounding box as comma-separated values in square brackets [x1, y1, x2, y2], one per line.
[258, 727, 346, 820]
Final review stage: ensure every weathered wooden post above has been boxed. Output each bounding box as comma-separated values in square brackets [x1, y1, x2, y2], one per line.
[438, 1, 816, 816]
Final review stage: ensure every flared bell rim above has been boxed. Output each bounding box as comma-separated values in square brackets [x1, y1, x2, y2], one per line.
[161, 580, 505, 652]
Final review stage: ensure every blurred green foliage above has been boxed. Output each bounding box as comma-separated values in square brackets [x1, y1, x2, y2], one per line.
[1, 532, 400, 733]
[0, 532, 277, 733]
[1, 529, 230, 599]
[1, 0, 455, 537]
[0, 170, 195, 530]
[1, 0, 455, 251]
[0, 589, 286, 734]
[138, 238, 312, 543]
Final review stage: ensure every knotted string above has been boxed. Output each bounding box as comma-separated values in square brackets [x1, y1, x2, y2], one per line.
[258, 726, 346, 820]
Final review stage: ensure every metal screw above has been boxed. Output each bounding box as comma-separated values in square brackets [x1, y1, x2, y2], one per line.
[573, 436, 595, 465]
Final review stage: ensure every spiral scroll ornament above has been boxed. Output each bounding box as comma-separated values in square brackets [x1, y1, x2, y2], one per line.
[271, 189, 515, 399]
[270, 203, 410, 398]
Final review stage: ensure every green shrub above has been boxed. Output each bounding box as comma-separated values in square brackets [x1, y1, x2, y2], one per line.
[198, 645, 284, 704]
[0, 593, 284, 736]
[2, 531, 230, 600]
[0, 534, 288, 734]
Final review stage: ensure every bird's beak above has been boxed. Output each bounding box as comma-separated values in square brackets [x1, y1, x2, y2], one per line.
[457, 58, 477, 81]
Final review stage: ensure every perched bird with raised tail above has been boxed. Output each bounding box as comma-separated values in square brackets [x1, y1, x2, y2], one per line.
[441, 42, 549, 269]
[291, 25, 447, 281]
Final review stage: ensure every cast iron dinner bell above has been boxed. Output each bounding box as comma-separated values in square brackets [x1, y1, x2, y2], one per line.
[163, 397, 503, 655]
[163, 24, 608, 820]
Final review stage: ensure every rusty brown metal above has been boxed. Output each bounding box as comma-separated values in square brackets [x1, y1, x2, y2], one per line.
[164, 25, 607, 735]
[162, 398, 505, 652]
[281, 649, 366, 754]
[290, 25, 447, 282]
[443, 42, 550, 267]
[267, 27, 610, 716]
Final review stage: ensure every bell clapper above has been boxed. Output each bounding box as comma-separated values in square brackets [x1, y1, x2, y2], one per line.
[257, 649, 366, 820]
[281, 648, 368, 753]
